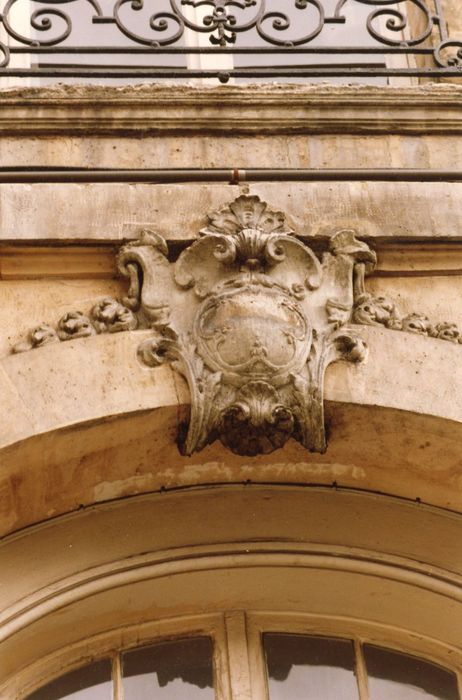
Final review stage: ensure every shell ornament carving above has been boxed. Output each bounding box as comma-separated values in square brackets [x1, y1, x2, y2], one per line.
[119, 195, 375, 456]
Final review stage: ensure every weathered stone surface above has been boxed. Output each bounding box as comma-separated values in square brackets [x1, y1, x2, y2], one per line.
[0, 84, 462, 137]
[2, 133, 462, 170]
[2, 181, 462, 243]
[2, 73, 462, 700]
[0, 324, 461, 537]
[0, 279, 125, 358]
[444, 0, 462, 37]
[3, 324, 459, 451]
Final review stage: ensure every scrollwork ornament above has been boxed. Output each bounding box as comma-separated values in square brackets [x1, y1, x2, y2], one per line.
[122, 194, 377, 457]
[0, 41, 9, 68]
[256, 0, 324, 47]
[137, 326, 180, 367]
[347, 0, 433, 47]
[114, 0, 184, 47]
[180, 1, 263, 47]
[10, 193, 462, 456]
[434, 40, 462, 68]
[1, 0, 103, 48]
[0, 0, 460, 81]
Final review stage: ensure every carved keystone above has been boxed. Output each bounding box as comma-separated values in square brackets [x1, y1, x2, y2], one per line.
[120, 195, 376, 456]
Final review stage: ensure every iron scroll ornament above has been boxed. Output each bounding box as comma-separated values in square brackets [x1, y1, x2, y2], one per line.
[118, 195, 376, 457]
[0, 0, 461, 79]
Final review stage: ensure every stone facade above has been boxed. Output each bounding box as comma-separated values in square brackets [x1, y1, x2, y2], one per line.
[1, 57, 462, 700]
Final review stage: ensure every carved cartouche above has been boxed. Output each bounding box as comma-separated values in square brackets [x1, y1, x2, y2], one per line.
[121, 195, 374, 456]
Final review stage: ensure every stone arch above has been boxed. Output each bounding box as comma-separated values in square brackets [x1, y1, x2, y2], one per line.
[1, 325, 461, 536]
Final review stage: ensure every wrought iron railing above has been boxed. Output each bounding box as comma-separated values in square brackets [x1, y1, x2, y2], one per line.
[0, 0, 461, 82]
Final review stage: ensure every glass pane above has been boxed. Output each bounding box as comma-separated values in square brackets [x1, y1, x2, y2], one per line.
[264, 633, 359, 700]
[364, 645, 460, 700]
[122, 637, 215, 700]
[25, 659, 112, 700]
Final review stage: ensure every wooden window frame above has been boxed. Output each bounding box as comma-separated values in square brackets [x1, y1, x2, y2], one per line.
[17, 611, 462, 700]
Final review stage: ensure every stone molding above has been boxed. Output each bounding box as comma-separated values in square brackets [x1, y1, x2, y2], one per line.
[1, 84, 462, 135]
[2, 243, 462, 280]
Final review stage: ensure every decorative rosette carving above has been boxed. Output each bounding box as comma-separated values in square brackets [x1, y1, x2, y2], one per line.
[12, 298, 138, 353]
[353, 299, 462, 344]
[12, 324, 59, 354]
[91, 297, 138, 333]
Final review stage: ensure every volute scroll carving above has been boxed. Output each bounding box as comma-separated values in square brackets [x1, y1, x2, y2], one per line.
[119, 195, 376, 457]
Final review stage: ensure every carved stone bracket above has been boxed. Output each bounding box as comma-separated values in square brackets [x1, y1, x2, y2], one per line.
[11, 195, 462, 457]
[118, 196, 376, 456]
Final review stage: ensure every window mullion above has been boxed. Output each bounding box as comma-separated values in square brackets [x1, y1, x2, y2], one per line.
[224, 611, 254, 700]
[112, 654, 123, 700]
[244, 615, 271, 700]
[354, 639, 370, 700]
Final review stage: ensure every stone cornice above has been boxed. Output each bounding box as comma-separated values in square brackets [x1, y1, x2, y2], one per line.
[1, 83, 462, 135]
[2, 243, 462, 280]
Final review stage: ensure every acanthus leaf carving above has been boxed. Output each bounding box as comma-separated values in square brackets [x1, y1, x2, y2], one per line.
[57, 311, 95, 341]
[201, 194, 294, 237]
[353, 296, 462, 344]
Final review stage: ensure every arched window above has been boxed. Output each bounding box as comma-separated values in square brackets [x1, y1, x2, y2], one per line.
[23, 627, 461, 700]
[3, 488, 461, 700]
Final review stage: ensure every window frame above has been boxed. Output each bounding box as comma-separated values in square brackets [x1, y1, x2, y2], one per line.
[18, 611, 462, 700]
[3, 486, 462, 700]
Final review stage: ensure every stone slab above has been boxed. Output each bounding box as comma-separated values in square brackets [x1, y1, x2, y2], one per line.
[1, 181, 461, 243]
